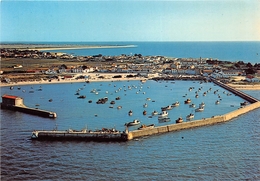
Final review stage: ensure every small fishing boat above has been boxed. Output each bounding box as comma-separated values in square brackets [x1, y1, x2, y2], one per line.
[176, 117, 183, 123]
[125, 119, 140, 126]
[143, 103, 148, 108]
[152, 110, 158, 116]
[215, 100, 220, 104]
[77, 95, 86, 99]
[189, 104, 196, 108]
[128, 110, 133, 116]
[117, 106, 122, 109]
[158, 111, 168, 118]
[195, 94, 199, 98]
[138, 124, 155, 130]
[172, 101, 180, 107]
[195, 107, 204, 112]
[186, 113, 194, 120]
[143, 110, 147, 115]
[240, 101, 248, 106]
[184, 98, 191, 104]
[158, 117, 171, 123]
[199, 102, 205, 108]
[115, 96, 120, 100]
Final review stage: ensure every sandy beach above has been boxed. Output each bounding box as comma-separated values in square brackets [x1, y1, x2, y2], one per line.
[227, 83, 260, 90]
[0, 73, 148, 88]
[1, 72, 259, 90]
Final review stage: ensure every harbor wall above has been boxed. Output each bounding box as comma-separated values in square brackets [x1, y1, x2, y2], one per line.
[1, 104, 57, 118]
[211, 78, 259, 103]
[127, 102, 260, 140]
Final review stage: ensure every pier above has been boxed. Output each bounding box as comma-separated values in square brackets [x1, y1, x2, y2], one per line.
[31, 129, 128, 142]
[126, 101, 260, 140]
[1, 95, 57, 118]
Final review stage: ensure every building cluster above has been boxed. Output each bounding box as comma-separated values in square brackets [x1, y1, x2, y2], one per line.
[1, 48, 260, 82]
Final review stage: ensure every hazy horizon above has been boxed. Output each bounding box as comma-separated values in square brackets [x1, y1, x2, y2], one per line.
[1, 1, 260, 42]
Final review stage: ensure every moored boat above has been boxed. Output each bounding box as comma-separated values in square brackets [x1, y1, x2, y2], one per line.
[186, 113, 194, 120]
[125, 119, 140, 126]
[176, 117, 183, 123]
[189, 103, 196, 108]
[138, 124, 155, 130]
[158, 117, 171, 123]
[184, 98, 191, 104]
[195, 107, 204, 112]
[152, 110, 158, 116]
[172, 101, 180, 107]
[158, 111, 168, 118]
[77, 95, 86, 99]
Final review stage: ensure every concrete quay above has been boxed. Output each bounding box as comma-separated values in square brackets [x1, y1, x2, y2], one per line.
[1, 95, 57, 118]
[211, 78, 259, 103]
[127, 101, 260, 140]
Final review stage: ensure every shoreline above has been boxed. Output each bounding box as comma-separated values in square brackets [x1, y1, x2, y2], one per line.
[227, 83, 260, 90]
[0, 73, 146, 87]
[1, 74, 260, 90]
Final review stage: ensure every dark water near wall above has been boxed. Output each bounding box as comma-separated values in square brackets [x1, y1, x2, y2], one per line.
[21, 41, 260, 63]
[1, 80, 260, 180]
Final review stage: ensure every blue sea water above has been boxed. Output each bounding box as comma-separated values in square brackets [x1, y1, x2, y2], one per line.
[1, 80, 260, 180]
[41, 41, 260, 63]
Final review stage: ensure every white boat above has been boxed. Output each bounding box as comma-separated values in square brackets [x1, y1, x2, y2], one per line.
[128, 110, 133, 116]
[189, 104, 196, 108]
[158, 117, 171, 123]
[199, 102, 205, 108]
[158, 111, 168, 118]
[138, 124, 155, 130]
[125, 119, 140, 126]
[172, 101, 180, 107]
[143, 103, 148, 108]
[152, 110, 158, 116]
[195, 107, 204, 112]
[186, 113, 195, 120]
[176, 117, 183, 123]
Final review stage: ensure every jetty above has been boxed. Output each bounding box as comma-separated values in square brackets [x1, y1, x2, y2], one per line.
[31, 128, 128, 142]
[1, 95, 57, 118]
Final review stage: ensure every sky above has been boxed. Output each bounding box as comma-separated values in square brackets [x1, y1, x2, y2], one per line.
[1, 0, 260, 42]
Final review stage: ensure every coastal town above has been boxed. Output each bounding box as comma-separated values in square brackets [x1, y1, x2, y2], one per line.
[1, 47, 260, 87]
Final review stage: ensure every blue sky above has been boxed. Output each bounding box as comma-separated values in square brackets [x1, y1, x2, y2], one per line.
[1, 0, 259, 42]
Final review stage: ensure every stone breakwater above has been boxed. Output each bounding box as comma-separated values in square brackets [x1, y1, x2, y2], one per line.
[127, 101, 260, 140]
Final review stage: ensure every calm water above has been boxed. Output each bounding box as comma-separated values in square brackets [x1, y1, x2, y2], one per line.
[1, 80, 260, 180]
[42, 41, 260, 63]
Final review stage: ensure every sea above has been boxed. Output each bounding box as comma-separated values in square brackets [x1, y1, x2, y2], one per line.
[1, 42, 260, 180]
[43, 41, 260, 64]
